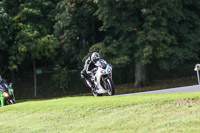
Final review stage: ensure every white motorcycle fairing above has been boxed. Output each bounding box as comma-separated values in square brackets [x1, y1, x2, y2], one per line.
[89, 59, 114, 96]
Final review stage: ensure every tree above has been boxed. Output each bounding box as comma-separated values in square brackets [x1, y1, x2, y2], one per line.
[54, 0, 102, 69]
[95, 0, 200, 87]
[133, 0, 183, 87]
[0, 2, 18, 80]
[157, 0, 200, 70]
[13, 0, 59, 97]
[95, 0, 147, 87]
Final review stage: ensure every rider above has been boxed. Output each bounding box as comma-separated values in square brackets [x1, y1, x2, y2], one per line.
[81, 52, 100, 89]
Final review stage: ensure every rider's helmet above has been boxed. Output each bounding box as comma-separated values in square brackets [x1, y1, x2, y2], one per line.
[91, 52, 100, 63]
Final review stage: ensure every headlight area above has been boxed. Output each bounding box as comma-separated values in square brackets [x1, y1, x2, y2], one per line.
[107, 68, 112, 73]
[101, 70, 106, 74]
[2, 92, 9, 97]
[101, 74, 112, 80]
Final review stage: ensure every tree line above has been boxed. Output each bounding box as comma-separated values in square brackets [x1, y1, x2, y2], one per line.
[0, 0, 200, 96]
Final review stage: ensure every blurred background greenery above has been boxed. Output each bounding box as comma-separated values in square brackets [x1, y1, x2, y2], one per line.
[0, 0, 200, 99]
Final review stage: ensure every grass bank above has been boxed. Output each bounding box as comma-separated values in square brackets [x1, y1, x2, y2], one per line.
[1, 92, 200, 133]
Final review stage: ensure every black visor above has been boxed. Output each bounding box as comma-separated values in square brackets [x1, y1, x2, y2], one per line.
[93, 58, 98, 63]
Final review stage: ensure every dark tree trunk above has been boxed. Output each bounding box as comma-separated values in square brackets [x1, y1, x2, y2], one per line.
[134, 60, 147, 87]
[33, 59, 37, 97]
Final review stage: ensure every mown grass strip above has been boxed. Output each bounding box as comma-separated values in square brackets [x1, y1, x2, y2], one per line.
[0, 92, 200, 133]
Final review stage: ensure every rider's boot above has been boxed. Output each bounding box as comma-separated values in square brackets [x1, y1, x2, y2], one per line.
[91, 84, 96, 91]
[86, 79, 95, 90]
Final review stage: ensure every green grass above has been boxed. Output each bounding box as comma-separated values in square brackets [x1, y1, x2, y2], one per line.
[1, 92, 200, 133]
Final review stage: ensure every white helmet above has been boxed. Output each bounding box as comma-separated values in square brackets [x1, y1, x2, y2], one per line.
[91, 52, 100, 63]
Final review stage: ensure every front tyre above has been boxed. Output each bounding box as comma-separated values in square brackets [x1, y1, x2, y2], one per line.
[106, 78, 115, 96]
[10, 99, 16, 104]
[6, 98, 16, 105]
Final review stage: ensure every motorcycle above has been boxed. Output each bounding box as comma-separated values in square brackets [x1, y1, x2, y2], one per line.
[0, 83, 16, 106]
[86, 59, 115, 97]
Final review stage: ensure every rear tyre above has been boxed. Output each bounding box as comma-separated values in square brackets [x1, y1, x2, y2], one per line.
[106, 78, 115, 96]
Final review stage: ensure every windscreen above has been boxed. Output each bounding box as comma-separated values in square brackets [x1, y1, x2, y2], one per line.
[0, 83, 8, 92]
[96, 59, 107, 69]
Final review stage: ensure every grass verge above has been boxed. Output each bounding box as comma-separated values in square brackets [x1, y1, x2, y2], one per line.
[0, 92, 200, 133]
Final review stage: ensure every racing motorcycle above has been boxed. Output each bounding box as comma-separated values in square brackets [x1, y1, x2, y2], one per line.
[0, 83, 16, 106]
[86, 59, 115, 97]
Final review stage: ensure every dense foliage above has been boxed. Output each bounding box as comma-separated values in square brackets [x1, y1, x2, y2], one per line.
[0, 3, 14, 73]
[0, 0, 200, 97]
[54, 0, 102, 68]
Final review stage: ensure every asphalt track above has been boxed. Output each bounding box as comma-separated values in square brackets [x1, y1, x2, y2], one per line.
[116, 85, 200, 96]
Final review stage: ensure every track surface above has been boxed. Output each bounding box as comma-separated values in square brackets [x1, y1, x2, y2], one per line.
[116, 85, 200, 96]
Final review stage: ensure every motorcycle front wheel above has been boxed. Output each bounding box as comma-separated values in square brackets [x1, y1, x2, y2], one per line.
[10, 99, 16, 104]
[106, 78, 115, 96]
[6, 98, 16, 105]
